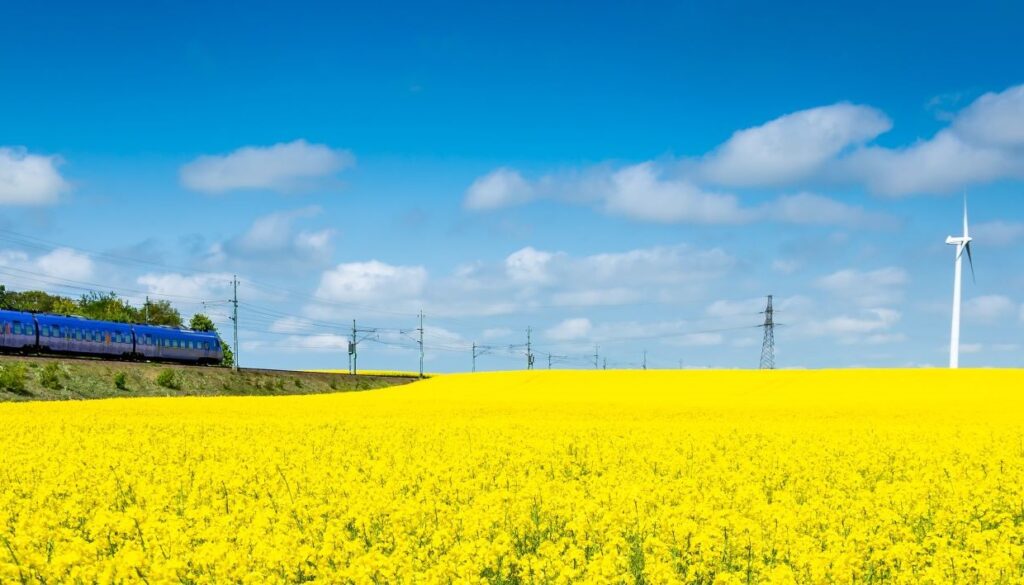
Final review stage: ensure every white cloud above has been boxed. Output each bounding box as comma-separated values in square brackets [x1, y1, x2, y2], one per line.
[817, 267, 907, 307]
[765, 192, 894, 227]
[0, 147, 69, 205]
[180, 140, 354, 194]
[602, 163, 752, 224]
[314, 260, 427, 303]
[136, 272, 236, 301]
[0, 248, 94, 283]
[672, 332, 724, 347]
[804, 308, 902, 342]
[545, 318, 593, 341]
[464, 168, 534, 211]
[698, 103, 891, 187]
[843, 131, 1015, 196]
[959, 342, 983, 354]
[951, 85, 1024, 148]
[464, 84, 1024, 207]
[36, 248, 94, 281]
[963, 295, 1016, 322]
[505, 247, 555, 284]
[482, 327, 513, 340]
[204, 207, 336, 268]
[843, 84, 1024, 195]
[772, 259, 800, 274]
[269, 316, 316, 334]
[464, 164, 894, 227]
[973, 221, 1024, 247]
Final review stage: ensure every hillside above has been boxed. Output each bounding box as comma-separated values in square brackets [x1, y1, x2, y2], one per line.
[0, 354, 415, 401]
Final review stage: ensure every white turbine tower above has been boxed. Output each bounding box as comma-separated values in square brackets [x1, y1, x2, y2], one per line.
[945, 197, 975, 369]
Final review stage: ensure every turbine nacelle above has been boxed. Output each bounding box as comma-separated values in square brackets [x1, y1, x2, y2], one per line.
[945, 235, 972, 246]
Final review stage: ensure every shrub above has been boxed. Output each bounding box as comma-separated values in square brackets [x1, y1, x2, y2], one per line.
[114, 371, 128, 391]
[156, 369, 179, 390]
[0, 362, 29, 394]
[38, 363, 64, 391]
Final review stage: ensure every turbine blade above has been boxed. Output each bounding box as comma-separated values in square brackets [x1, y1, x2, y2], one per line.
[966, 242, 975, 283]
[963, 192, 969, 238]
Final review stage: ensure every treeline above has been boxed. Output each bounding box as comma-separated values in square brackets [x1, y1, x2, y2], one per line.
[0, 286, 185, 327]
[0, 285, 233, 366]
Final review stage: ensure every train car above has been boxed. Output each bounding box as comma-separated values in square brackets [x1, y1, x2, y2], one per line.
[134, 324, 223, 365]
[35, 313, 135, 358]
[0, 309, 38, 352]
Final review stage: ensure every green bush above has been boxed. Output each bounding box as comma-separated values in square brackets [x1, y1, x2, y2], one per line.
[156, 369, 179, 390]
[114, 371, 128, 391]
[38, 363, 64, 390]
[0, 362, 29, 394]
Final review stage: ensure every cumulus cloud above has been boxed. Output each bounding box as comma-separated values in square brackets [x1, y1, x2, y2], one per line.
[0, 147, 70, 205]
[505, 247, 555, 284]
[972, 220, 1024, 247]
[816, 267, 908, 307]
[180, 140, 354, 194]
[765, 192, 894, 227]
[464, 83, 1024, 212]
[545, 318, 592, 341]
[599, 163, 750, 224]
[951, 85, 1024, 148]
[842, 84, 1024, 195]
[963, 295, 1016, 322]
[202, 206, 336, 270]
[36, 248, 94, 281]
[803, 308, 902, 343]
[464, 163, 893, 227]
[842, 131, 1015, 196]
[314, 260, 427, 304]
[464, 168, 535, 210]
[698, 103, 891, 187]
[0, 247, 94, 282]
[136, 272, 237, 300]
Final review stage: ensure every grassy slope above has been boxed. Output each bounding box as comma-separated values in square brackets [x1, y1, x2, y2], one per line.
[0, 355, 413, 402]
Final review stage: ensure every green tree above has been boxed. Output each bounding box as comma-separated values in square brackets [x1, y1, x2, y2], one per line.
[142, 299, 183, 328]
[188, 313, 217, 332]
[1, 287, 72, 313]
[78, 291, 138, 323]
[221, 342, 235, 368]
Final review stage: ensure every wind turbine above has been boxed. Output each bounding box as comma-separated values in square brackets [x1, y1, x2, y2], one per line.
[945, 196, 975, 369]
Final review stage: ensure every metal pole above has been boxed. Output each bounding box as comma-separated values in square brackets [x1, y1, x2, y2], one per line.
[231, 276, 239, 372]
[526, 327, 533, 370]
[351, 319, 358, 375]
[418, 310, 424, 378]
[642, 350, 647, 370]
[472, 342, 476, 373]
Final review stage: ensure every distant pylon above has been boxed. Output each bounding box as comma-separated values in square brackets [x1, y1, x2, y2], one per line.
[759, 295, 775, 370]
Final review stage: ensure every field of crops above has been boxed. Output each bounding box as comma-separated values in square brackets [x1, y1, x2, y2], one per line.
[3, 369, 1024, 583]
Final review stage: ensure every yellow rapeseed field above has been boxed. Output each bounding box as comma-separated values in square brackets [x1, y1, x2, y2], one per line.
[3, 369, 1024, 584]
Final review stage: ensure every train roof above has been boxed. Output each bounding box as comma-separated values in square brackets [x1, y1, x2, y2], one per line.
[12, 311, 221, 340]
[133, 323, 221, 340]
[0, 309, 36, 320]
[34, 313, 135, 331]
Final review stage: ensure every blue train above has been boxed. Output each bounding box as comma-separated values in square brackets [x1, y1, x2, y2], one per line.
[0, 309, 224, 365]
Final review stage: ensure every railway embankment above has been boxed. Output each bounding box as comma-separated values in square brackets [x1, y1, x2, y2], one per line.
[0, 354, 416, 401]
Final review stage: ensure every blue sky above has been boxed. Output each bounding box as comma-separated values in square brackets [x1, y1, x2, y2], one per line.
[2, 1, 1024, 371]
